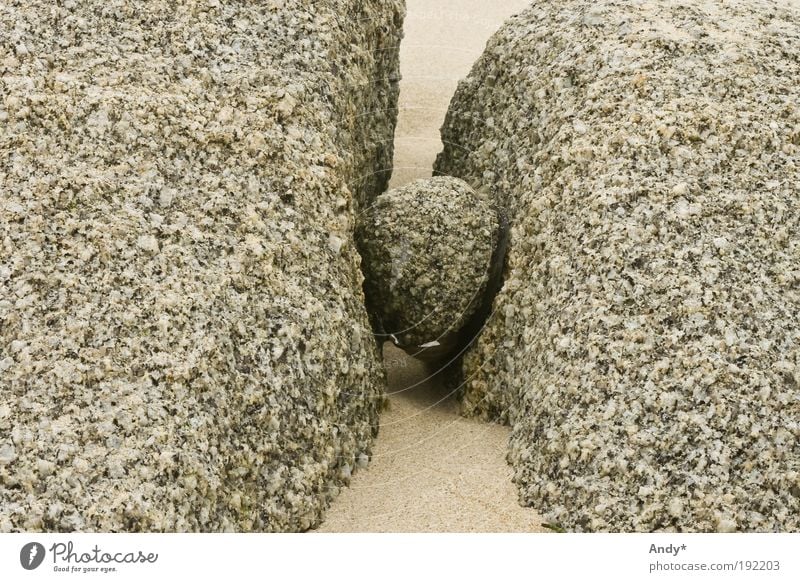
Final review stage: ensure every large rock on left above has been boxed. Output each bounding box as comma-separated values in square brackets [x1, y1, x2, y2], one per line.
[0, 0, 404, 532]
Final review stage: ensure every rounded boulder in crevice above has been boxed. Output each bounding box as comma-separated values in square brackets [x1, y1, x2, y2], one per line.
[357, 177, 500, 361]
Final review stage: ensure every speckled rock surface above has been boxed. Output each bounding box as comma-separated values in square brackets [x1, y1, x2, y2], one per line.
[0, 0, 404, 531]
[436, 0, 800, 531]
[357, 177, 498, 354]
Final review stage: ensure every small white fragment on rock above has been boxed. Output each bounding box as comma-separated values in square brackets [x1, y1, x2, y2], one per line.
[246, 131, 266, 153]
[0, 443, 16, 465]
[667, 498, 684, 517]
[87, 107, 111, 134]
[0, 357, 13, 372]
[216, 106, 234, 124]
[713, 237, 730, 251]
[674, 199, 690, 219]
[159, 189, 175, 208]
[671, 182, 690, 197]
[584, 6, 605, 25]
[6, 200, 24, 215]
[73, 458, 90, 473]
[328, 235, 344, 255]
[276, 94, 297, 119]
[37, 459, 56, 476]
[717, 517, 737, 533]
[137, 235, 159, 254]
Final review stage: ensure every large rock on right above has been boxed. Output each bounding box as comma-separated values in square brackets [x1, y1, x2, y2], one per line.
[435, 0, 800, 532]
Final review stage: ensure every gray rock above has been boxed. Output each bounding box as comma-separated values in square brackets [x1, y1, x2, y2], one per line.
[436, 0, 800, 532]
[357, 177, 499, 358]
[0, 0, 405, 532]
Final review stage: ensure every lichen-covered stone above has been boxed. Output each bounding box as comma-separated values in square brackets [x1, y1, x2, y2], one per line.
[0, 0, 404, 532]
[436, 0, 800, 532]
[357, 177, 499, 355]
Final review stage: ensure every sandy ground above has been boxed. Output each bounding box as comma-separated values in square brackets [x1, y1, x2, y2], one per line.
[318, 345, 544, 532]
[318, 0, 543, 532]
[389, 0, 532, 188]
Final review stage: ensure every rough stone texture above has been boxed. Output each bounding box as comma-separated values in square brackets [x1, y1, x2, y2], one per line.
[436, 0, 800, 532]
[357, 177, 498, 356]
[0, 0, 404, 532]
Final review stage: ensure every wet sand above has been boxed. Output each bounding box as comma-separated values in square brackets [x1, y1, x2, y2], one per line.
[318, 0, 543, 532]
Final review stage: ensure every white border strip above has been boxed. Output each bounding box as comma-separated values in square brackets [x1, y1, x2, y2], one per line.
[2, 533, 799, 581]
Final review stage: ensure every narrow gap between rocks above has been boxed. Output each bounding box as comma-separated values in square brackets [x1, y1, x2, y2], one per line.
[317, 0, 542, 532]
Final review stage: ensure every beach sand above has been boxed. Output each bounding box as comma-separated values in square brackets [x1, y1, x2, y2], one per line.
[318, 0, 543, 532]
[389, 0, 532, 189]
[318, 345, 544, 532]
